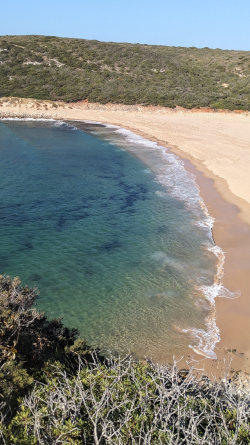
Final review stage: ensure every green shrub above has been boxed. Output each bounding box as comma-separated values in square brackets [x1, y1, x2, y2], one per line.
[0, 275, 91, 421]
[0, 35, 249, 109]
[3, 356, 250, 444]
[0, 276, 249, 444]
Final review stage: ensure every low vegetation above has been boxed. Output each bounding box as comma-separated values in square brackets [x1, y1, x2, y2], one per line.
[0, 35, 249, 110]
[0, 275, 249, 444]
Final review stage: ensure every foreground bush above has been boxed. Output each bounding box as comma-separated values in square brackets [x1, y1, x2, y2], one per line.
[0, 276, 249, 444]
[2, 356, 250, 444]
[0, 275, 91, 421]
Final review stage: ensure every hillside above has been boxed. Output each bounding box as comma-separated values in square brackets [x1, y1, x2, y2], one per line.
[0, 35, 249, 109]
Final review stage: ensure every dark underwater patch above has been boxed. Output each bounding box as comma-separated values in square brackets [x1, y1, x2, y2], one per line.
[83, 265, 95, 276]
[0, 255, 9, 270]
[57, 215, 66, 230]
[157, 225, 170, 234]
[0, 212, 30, 227]
[72, 211, 89, 221]
[99, 239, 122, 253]
[56, 210, 90, 230]
[21, 241, 33, 250]
[29, 273, 42, 282]
[120, 184, 148, 211]
[62, 173, 74, 178]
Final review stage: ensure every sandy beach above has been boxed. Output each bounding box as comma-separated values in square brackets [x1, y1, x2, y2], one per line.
[1, 97, 250, 376]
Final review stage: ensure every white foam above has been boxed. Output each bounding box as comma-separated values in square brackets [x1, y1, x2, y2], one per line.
[187, 246, 238, 359]
[201, 283, 237, 304]
[0, 118, 78, 131]
[83, 120, 120, 129]
[184, 281, 237, 359]
[110, 126, 216, 242]
[183, 318, 220, 359]
[96, 123, 237, 360]
[3, 117, 234, 360]
[208, 245, 223, 258]
[115, 128, 159, 148]
[106, 126, 213, 233]
[53, 121, 78, 130]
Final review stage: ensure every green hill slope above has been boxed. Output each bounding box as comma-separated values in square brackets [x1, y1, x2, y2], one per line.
[0, 35, 249, 109]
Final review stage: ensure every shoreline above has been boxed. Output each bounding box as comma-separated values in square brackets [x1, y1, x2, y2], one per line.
[94, 122, 250, 376]
[1, 99, 250, 376]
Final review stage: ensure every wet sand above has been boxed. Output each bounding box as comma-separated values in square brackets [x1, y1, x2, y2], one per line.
[0, 97, 250, 376]
[181, 159, 250, 377]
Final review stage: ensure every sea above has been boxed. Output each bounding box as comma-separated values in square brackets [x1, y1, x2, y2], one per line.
[0, 118, 229, 361]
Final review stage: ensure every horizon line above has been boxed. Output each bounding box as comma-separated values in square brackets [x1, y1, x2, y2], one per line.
[1, 33, 249, 52]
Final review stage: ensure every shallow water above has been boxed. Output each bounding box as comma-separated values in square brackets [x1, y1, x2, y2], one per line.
[0, 119, 219, 360]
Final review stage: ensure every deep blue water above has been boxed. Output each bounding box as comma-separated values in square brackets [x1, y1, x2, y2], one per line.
[0, 120, 218, 360]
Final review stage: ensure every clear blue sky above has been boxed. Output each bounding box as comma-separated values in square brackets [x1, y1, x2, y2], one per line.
[1, 0, 250, 51]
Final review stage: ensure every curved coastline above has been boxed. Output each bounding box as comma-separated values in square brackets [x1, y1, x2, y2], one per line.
[1, 100, 250, 375]
[0, 116, 226, 362]
[83, 121, 229, 362]
[103, 123, 250, 376]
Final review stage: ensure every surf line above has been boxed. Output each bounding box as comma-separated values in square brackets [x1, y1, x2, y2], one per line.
[90, 121, 237, 360]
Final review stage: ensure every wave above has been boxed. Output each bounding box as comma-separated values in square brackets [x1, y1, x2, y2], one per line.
[111, 128, 210, 222]
[4, 116, 235, 359]
[0, 117, 78, 131]
[0, 117, 56, 122]
[113, 127, 215, 235]
[53, 121, 78, 131]
[96, 123, 237, 359]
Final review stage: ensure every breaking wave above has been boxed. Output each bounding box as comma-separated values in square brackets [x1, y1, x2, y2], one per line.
[97, 123, 237, 359]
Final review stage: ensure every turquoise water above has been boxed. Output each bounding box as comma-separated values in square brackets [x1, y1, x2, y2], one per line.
[0, 119, 219, 360]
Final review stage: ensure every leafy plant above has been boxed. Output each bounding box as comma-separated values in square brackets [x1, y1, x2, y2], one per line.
[0, 276, 249, 444]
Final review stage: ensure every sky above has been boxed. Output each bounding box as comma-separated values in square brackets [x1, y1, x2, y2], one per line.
[1, 0, 250, 51]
